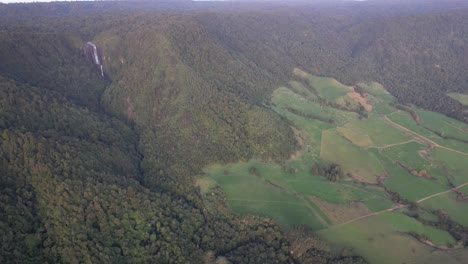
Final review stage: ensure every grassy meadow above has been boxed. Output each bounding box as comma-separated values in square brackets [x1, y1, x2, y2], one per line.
[201, 69, 468, 263]
[447, 92, 468, 106]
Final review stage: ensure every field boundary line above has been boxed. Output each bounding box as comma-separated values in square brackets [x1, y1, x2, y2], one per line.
[384, 116, 468, 156]
[443, 121, 467, 133]
[416, 182, 468, 203]
[368, 139, 416, 150]
[328, 181, 468, 229]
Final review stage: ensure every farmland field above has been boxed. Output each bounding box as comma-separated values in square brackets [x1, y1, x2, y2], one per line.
[417, 110, 468, 142]
[321, 129, 385, 183]
[420, 192, 468, 226]
[202, 69, 468, 264]
[337, 117, 412, 148]
[320, 213, 461, 264]
[447, 92, 468, 106]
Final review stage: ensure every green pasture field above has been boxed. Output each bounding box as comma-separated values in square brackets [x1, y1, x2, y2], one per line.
[306, 76, 350, 102]
[416, 210, 439, 222]
[387, 112, 468, 153]
[321, 129, 385, 184]
[204, 161, 330, 230]
[203, 70, 468, 264]
[431, 148, 468, 186]
[460, 185, 468, 195]
[320, 212, 459, 264]
[380, 212, 456, 245]
[380, 154, 447, 201]
[288, 80, 317, 99]
[272, 87, 357, 125]
[338, 117, 412, 148]
[229, 200, 325, 229]
[381, 141, 448, 184]
[278, 113, 329, 157]
[387, 112, 441, 140]
[292, 68, 350, 102]
[356, 82, 392, 98]
[354, 82, 396, 115]
[447, 92, 468, 106]
[417, 110, 468, 142]
[420, 192, 468, 227]
[336, 125, 373, 148]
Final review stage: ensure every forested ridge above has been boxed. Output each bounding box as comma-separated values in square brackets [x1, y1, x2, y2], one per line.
[1, 0, 467, 263]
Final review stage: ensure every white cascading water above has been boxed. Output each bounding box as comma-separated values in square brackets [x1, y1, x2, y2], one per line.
[86, 42, 104, 77]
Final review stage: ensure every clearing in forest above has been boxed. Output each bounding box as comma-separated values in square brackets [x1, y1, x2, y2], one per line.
[201, 69, 468, 264]
[447, 92, 468, 106]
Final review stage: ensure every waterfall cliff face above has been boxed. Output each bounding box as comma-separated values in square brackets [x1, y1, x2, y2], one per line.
[84, 42, 104, 77]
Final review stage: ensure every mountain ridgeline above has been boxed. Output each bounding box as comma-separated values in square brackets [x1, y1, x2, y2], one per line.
[0, 1, 467, 263]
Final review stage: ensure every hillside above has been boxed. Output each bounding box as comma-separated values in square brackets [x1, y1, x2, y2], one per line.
[1, 1, 468, 263]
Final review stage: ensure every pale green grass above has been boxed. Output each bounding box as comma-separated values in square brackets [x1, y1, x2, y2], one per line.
[338, 117, 412, 148]
[361, 196, 395, 212]
[387, 112, 441, 140]
[280, 112, 330, 157]
[431, 148, 468, 186]
[417, 110, 468, 142]
[460, 185, 468, 195]
[205, 160, 329, 230]
[321, 129, 385, 183]
[204, 71, 467, 264]
[381, 141, 448, 184]
[320, 213, 458, 264]
[378, 212, 456, 245]
[272, 87, 357, 125]
[420, 192, 468, 226]
[380, 153, 446, 201]
[417, 211, 439, 222]
[287, 177, 371, 205]
[387, 111, 468, 153]
[356, 82, 396, 115]
[447, 92, 468, 106]
[288, 80, 317, 100]
[357, 82, 392, 98]
[229, 200, 325, 229]
[307, 76, 351, 102]
[336, 126, 374, 148]
[292, 68, 351, 102]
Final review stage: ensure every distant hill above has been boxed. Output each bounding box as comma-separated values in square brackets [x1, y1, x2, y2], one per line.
[1, 1, 467, 263]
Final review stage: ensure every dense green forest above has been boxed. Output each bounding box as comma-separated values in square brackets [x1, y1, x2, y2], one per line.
[0, 76, 306, 263]
[1, 0, 467, 263]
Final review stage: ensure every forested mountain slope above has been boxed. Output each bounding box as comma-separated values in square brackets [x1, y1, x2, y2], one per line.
[191, 8, 468, 120]
[0, 76, 304, 263]
[1, 1, 467, 263]
[0, 32, 108, 110]
[97, 14, 298, 185]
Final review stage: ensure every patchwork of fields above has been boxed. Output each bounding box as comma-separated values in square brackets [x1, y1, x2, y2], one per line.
[201, 68, 468, 263]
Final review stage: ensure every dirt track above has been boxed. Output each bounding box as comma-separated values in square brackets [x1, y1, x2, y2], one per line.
[384, 116, 468, 156]
[330, 182, 468, 229]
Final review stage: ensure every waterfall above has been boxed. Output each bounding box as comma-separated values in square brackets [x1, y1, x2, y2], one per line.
[86, 42, 104, 77]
